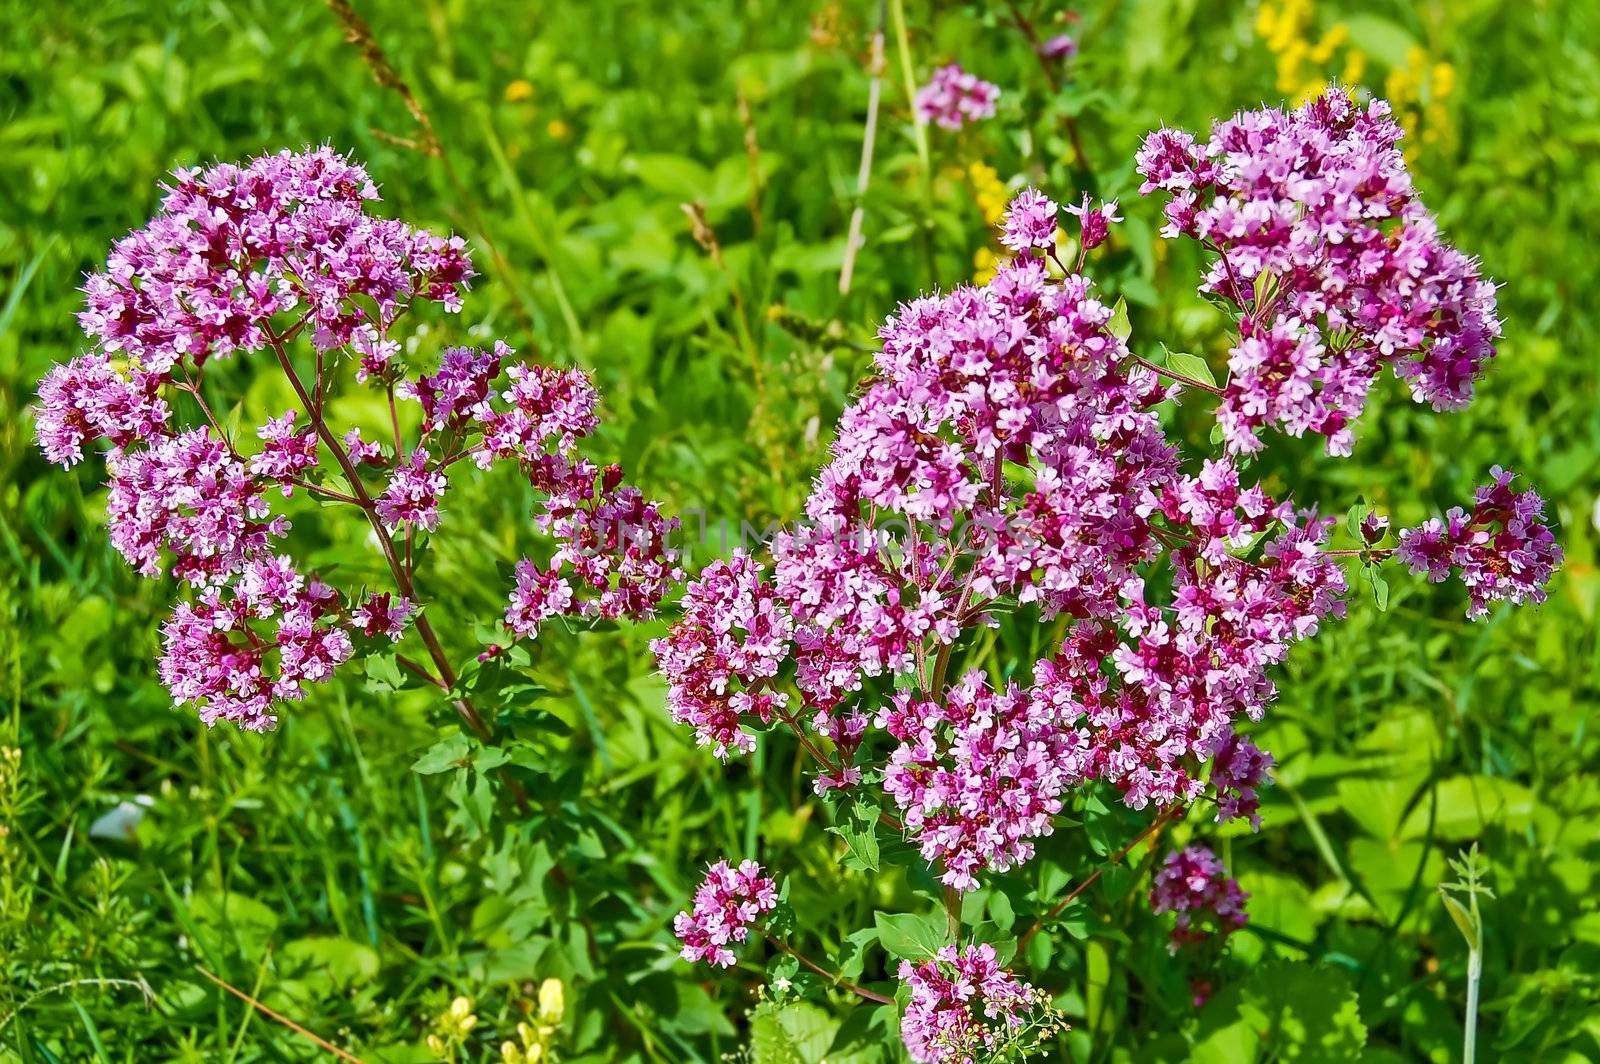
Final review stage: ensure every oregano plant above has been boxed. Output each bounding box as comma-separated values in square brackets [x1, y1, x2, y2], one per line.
[33, 147, 681, 741]
[30, 89, 1561, 1064]
[653, 89, 1559, 1062]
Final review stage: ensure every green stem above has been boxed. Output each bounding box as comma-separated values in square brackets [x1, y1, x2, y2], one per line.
[888, 0, 938, 285]
[1464, 944, 1481, 1064]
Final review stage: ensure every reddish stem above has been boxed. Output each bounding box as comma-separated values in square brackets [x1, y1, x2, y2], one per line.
[762, 932, 894, 1005]
[1016, 803, 1187, 954]
[266, 326, 491, 740]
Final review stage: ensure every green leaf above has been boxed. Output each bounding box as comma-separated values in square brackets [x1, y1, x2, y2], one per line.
[1161, 344, 1217, 387]
[1108, 297, 1131, 341]
[1346, 498, 1371, 542]
[411, 733, 472, 775]
[873, 910, 947, 961]
[1192, 962, 1367, 1063]
[364, 650, 405, 691]
[1362, 565, 1390, 611]
[629, 153, 713, 202]
[1343, 14, 1417, 67]
[280, 936, 381, 994]
[1440, 893, 1479, 950]
[749, 1000, 839, 1064]
[827, 802, 881, 873]
[988, 890, 1016, 932]
[1403, 775, 1535, 841]
[189, 890, 280, 962]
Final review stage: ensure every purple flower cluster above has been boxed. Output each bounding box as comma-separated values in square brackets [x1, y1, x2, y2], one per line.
[1207, 732, 1272, 830]
[1148, 845, 1248, 952]
[35, 354, 169, 467]
[652, 196, 1380, 888]
[914, 64, 1000, 130]
[1397, 467, 1563, 619]
[879, 672, 1087, 890]
[160, 559, 354, 730]
[1138, 89, 1501, 456]
[651, 552, 793, 757]
[647, 93, 1559, 1047]
[672, 859, 778, 968]
[34, 149, 676, 729]
[999, 188, 1059, 252]
[898, 944, 1044, 1064]
[76, 147, 470, 371]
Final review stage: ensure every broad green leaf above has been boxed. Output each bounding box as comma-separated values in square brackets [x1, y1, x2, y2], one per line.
[873, 911, 947, 961]
[1343, 14, 1417, 67]
[1108, 297, 1131, 341]
[189, 890, 280, 961]
[411, 733, 472, 775]
[749, 1000, 838, 1064]
[1402, 775, 1535, 841]
[1192, 962, 1366, 1062]
[827, 803, 881, 873]
[1162, 344, 1217, 387]
[279, 936, 380, 993]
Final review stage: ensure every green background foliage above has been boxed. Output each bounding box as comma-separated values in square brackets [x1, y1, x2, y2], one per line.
[1, 0, 1597, 1060]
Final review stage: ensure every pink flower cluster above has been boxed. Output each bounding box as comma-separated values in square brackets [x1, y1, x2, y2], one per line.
[879, 672, 1087, 890]
[34, 148, 676, 729]
[1137, 89, 1501, 456]
[1208, 732, 1272, 830]
[1397, 466, 1563, 619]
[1000, 189, 1059, 252]
[1148, 845, 1248, 952]
[672, 859, 778, 968]
[654, 211, 1370, 888]
[160, 560, 357, 730]
[914, 64, 1000, 130]
[898, 944, 1044, 1064]
[650, 551, 793, 757]
[74, 147, 470, 373]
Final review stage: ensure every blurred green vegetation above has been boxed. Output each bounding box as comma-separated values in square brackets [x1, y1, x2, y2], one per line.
[1, 0, 1597, 1060]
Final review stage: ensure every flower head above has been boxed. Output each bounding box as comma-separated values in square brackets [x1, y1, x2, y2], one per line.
[35, 148, 675, 732]
[673, 859, 778, 968]
[898, 944, 1049, 1064]
[1149, 845, 1249, 951]
[1000, 188, 1060, 253]
[1064, 194, 1121, 252]
[1397, 467, 1561, 618]
[915, 64, 1000, 130]
[1137, 89, 1500, 454]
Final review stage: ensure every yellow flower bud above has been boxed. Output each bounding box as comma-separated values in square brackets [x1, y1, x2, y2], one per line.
[538, 978, 565, 1022]
[1432, 62, 1456, 98]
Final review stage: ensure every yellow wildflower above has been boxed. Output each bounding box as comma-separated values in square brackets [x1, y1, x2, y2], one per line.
[968, 161, 1008, 228]
[1256, 0, 1366, 104]
[538, 978, 565, 1023]
[973, 246, 998, 285]
[504, 79, 535, 103]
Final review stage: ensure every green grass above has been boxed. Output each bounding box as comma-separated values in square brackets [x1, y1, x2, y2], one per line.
[2, 1, 1598, 1061]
